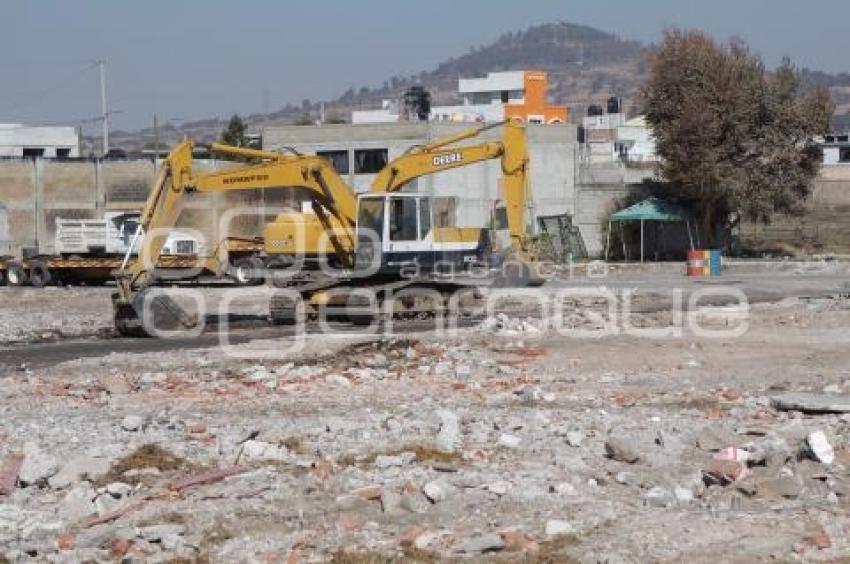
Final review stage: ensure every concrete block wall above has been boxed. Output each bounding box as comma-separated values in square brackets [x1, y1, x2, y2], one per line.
[0, 158, 272, 259]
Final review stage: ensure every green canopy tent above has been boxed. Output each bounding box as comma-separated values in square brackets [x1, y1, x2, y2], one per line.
[605, 197, 695, 262]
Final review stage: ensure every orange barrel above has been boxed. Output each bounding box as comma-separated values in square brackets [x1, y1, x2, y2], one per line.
[686, 250, 709, 277]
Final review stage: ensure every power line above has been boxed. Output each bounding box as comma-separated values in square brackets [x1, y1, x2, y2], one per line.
[0, 61, 98, 113]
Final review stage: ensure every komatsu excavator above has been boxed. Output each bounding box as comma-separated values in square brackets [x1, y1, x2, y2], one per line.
[112, 120, 540, 336]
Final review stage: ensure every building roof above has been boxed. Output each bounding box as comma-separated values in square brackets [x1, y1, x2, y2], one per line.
[610, 197, 691, 222]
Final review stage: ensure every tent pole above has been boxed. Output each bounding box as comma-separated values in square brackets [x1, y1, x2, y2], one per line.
[640, 219, 645, 263]
[621, 223, 628, 262]
[605, 220, 612, 261]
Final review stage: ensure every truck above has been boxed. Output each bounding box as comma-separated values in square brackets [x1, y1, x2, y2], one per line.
[0, 211, 265, 287]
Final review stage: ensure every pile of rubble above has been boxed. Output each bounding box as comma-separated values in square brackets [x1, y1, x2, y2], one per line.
[0, 297, 849, 561]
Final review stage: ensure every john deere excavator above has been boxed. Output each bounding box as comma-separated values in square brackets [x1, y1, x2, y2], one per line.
[112, 120, 540, 336]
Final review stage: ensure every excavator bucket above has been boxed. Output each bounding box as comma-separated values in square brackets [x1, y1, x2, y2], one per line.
[112, 289, 197, 337]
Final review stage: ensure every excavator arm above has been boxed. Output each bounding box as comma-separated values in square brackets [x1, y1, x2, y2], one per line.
[113, 141, 362, 335]
[369, 119, 532, 250]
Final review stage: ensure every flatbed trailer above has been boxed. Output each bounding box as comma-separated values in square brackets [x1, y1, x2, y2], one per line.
[0, 238, 265, 287]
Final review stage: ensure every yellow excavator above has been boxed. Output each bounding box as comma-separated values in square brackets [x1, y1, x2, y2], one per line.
[112, 120, 540, 336]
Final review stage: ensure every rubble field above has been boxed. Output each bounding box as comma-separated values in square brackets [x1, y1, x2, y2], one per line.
[1, 286, 850, 562]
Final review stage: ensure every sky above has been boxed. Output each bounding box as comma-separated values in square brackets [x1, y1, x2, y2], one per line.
[1, 0, 849, 133]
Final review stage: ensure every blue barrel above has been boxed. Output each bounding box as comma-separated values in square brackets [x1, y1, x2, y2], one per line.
[709, 249, 722, 276]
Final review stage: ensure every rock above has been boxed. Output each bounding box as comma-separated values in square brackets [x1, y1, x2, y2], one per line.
[486, 480, 513, 496]
[137, 523, 185, 542]
[771, 393, 850, 414]
[105, 482, 132, 498]
[643, 486, 674, 508]
[615, 471, 640, 486]
[120, 415, 143, 432]
[380, 488, 402, 514]
[551, 482, 577, 496]
[498, 434, 522, 449]
[19, 442, 58, 485]
[545, 519, 575, 537]
[460, 533, 505, 553]
[326, 374, 352, 388]
[240, 440, 290, 462]
[61, 484, 96, 521]
[422, 480, 450, 503]
[400, 492, 430, 513]
[803, 430, 835, 464]
[49, 455, 111, 489]
[604, 437, 640, 463]
[704, 460, 749, 485]
[674, 486, 694, 505]
[374, 455, 405, 469]
[435, 410, 461, 453]
[565, 431, 585, 447]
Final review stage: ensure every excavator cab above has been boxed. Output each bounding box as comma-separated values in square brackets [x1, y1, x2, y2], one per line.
[354, 193, 489, 277]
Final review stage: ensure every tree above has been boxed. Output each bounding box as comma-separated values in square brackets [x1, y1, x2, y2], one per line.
[220, 114, 247, 147]
[643, 30, 832, 244]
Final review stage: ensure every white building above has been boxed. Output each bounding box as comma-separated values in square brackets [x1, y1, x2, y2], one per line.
[0, 124, 80, 158]
[820, 134, 850, 165]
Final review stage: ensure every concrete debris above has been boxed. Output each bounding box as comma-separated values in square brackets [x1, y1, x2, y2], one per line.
[565, 430, 585, 447]
[545, 519, 575, 537]
[120, 415, 143, 432]
[770, 393, 850, 414]
[803, 430, 835, 464]
[240, 440, 290, 463]
[19, 442, 58, 486]
[434, 410, 461, 453]
[498, 433, 522, 449]
[460, 533, 505, 553]
[3, 285, 850, 561]
[605, 437, 640, 463]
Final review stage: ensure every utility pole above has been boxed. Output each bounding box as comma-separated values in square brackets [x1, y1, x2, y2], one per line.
[99, 58, 109, 156]
[153, 113, 159, 161]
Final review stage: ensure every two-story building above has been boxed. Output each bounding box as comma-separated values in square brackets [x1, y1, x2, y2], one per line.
[353, 70, 567, 125]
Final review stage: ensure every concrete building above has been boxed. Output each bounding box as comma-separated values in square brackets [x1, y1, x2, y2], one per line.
[262, 120, 578, 241]
[352, 71, 568, 125]
[0, 124, 80, 158]
[581, 106, 658, 166]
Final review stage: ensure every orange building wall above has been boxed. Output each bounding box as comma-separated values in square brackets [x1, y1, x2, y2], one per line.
[504, 71, 568, 124]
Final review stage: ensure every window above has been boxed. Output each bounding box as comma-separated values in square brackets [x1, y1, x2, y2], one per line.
[317, 150, 349, 174]
[501, 91, 509, 103]
[419, 199, 431, 238]
[389, 198, 418, 241]
[840, 147, 850, 163]
[22, 148, 44, 158]
[357, 199, 384, 241]
[354, 149, 387, 174]
[56, 148, 71, 159]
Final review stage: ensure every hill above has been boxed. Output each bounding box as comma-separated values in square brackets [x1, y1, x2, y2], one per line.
[106, 22, 850, 152]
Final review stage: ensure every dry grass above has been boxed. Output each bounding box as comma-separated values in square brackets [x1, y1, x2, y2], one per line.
[96, 444, 195, 486]
[337, 444, 462, 468]
[329, 547, 437, 564]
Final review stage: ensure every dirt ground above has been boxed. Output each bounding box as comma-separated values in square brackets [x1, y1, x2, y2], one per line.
[1, 272, 850, 562]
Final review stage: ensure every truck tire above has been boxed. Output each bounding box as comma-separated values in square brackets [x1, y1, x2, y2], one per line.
[6, 262, 28, 287]
[229, 257, 265, 286]
[28, 262, 52, 288]
[0, 268, 5, 286]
